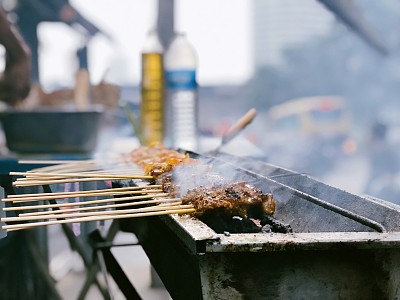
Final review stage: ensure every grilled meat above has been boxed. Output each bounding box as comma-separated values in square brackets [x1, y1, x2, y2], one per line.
[126, 143, 196, 177]
[156, 172, 174, 194]
[127, 144, 279, 233]
[181, 181, 276, 219]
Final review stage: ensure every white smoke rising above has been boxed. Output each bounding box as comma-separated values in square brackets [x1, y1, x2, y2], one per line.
[171, 157, 271, 196]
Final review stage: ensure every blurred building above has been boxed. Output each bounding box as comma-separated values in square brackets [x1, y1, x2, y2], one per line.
[252, 0, 334, 67]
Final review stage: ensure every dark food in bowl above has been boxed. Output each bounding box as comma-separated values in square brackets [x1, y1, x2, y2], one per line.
[0, 106, 103, 154]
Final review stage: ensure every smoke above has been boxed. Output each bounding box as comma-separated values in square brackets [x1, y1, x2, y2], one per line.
[170, 156, 274, 197]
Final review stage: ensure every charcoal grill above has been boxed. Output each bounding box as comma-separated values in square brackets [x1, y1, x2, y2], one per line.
[119, 152, 400, 300]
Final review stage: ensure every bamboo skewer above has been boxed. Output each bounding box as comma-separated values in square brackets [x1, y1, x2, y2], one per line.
[15, 177, 78, 182]
[12, 157, 147, 187]
[7, 185, 161, 199]
[81, 170, 144, 176]
[158, 201, 182, 207]
[10, 171, 152, 180]
[4, 189, 164, 203]
[18, 160, 99, 165]
[78, 168, 143, 174]
[19, 198, 182, 216]
[13, 178, 117, 187]
[27, 165, 143, 176]
[27, 162, 98, 173]
[21, 160, 138, 171]
[2, 203, 190, 222]
[19, 157, 142, 176]
[25, 164, 107, 176]
[3, 193, 170, 211]
[19, 159, 126, 172]
[12, 177, 145, 187]
[3, 207, 196, 232]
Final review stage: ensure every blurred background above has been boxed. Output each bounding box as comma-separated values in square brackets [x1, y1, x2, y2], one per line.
[1, 0, 399, 202]
[0, 0, 400, 298]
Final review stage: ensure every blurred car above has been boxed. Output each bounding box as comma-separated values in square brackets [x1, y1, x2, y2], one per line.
[262, 96, 354, 176]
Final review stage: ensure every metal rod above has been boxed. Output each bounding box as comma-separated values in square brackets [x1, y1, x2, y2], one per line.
[196, 152, 388, 233]
[240, 168, 387, 233]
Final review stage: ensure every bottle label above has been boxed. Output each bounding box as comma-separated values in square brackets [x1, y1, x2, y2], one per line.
[166, 70, 196, 90]
[167, 90, 198, 150]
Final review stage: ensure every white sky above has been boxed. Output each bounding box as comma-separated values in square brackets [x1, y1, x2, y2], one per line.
[38, 0, 253, 89]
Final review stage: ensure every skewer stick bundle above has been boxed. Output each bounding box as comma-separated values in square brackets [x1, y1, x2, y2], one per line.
[13, 177, 128, 187]
[10, 171, 152, 180]
[2, 203, 190, 222]
[7, 185, 162, 199]
[18, 160, 99, 165]
[3, 193, 170, 211]
[27, 162, 98, 174]
[19, 198, 182, 217]
[3, 207, 195, 232]
[0, 150, 197, 233]
[11, 157, 150, 187]
[4, 188, 163, 203]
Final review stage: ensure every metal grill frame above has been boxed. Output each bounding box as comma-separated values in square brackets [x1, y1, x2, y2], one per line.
[119, 152, 400, 299]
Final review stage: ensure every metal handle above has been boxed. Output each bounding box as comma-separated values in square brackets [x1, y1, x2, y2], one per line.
[74, 69, 90, 109]
[221, 108, 257, 145]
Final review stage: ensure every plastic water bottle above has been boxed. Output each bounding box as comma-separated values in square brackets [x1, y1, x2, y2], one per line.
[140, 30, 165, 145]
[164, 33, 198, 151]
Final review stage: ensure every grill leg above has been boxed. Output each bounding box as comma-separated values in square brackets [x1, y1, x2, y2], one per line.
[42, 185, 111, 299]
[89, 226, 142, 300]
[0, 177, 62, 299]
[77, 262, 105, 300]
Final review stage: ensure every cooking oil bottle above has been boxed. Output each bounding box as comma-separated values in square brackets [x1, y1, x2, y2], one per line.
[140, 30, 165, 145]
[164, 32, 198, 151]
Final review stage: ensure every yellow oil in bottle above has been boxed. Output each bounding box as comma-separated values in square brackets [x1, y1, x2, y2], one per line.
[140, 32, 165, 146]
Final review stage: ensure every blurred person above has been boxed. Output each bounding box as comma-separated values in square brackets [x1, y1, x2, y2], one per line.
[364, 120, 400, 203]
[11, 0, 74, 83]
[0, 7, 31, 105]
[10, 0, 102, 83]
[0, 7, 61, 299]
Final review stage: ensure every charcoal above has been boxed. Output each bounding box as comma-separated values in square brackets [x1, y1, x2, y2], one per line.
[260, 215, 293, 233]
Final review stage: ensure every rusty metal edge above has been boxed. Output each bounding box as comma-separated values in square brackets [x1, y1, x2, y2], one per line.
[156, 214, 400, 254]
[207, 231, 400, 253]
[157, 214, 220, 255]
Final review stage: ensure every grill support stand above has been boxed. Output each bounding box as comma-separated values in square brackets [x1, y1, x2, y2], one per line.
[87, 226, 142, 300]
[0, 175, 61, 299]
[122, 214, 400, 300]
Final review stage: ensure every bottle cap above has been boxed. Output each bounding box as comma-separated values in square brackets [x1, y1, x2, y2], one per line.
[165, 32, 197, 69]
[142, 30, 163, 53]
